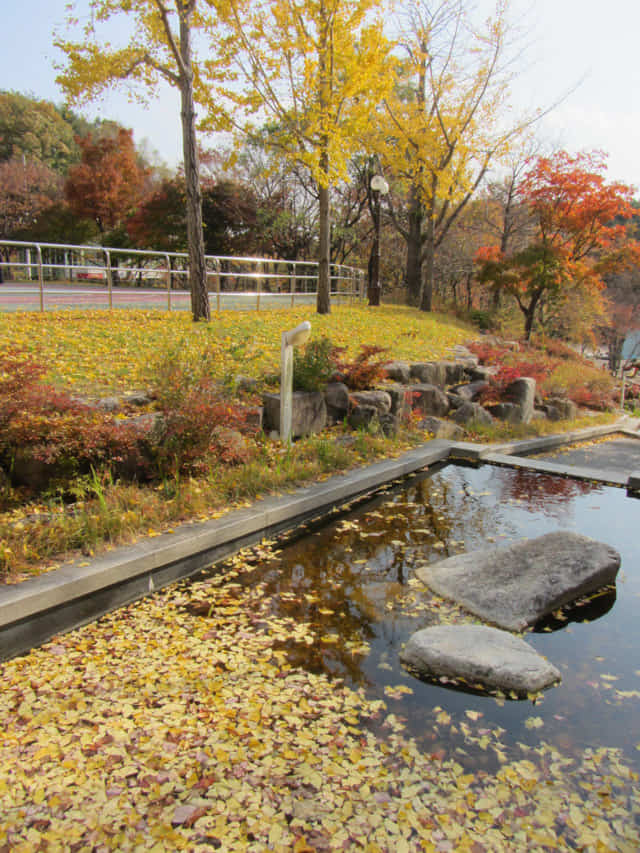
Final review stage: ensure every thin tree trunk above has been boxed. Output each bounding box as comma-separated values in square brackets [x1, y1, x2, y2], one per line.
[179, 9, 209, 322]
[316, 143, 331, 314]
[405, 184, 423, 306]
[420, 214, 435, 312]
[368, 189, 381, 306]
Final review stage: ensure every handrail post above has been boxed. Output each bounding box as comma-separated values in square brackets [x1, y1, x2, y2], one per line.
[291, 262, 296, 308]
[104, 249, 113, 310]
[36, 244, 44, 312]
[165, 254, 171, 311]
[256, 261, 261, 311]
[216, 259, 221, 312]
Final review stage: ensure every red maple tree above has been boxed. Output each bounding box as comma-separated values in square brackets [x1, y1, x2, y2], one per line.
[65, 128, 148, 235]
[475, 151, 639, 340]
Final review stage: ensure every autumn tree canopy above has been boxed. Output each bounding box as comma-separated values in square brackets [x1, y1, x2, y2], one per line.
[378, 0, 524, 312]
[475, 150, 640, 340]
[216, 0, 393, 313]
[56, 0, 233, 321]
[65, 128, 148, 237]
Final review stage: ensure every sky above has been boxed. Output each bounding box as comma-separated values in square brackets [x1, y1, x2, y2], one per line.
[1, 0, 639, 189]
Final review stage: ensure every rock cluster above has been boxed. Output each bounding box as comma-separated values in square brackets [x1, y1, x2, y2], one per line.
[262, 345, 576, 438]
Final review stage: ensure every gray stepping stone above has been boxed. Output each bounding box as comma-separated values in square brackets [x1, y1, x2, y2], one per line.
[415, 531, 620, 631]
[400, 624, 561, 695]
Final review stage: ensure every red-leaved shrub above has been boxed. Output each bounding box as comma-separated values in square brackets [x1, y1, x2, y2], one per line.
[332, 344, 390, 391]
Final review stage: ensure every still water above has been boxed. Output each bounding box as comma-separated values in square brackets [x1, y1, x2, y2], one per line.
[196, 463, 640, 774]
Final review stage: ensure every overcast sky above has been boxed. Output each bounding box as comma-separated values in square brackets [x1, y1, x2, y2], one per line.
[2, 0, 638, 188]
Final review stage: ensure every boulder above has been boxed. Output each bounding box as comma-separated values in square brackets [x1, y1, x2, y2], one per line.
[468, 365, 493, 382]
[503, 377, 536, 424]
[263, 392, 327, 438]
[411, 360, 467, 387]
[97, 396, 121, 412]
[349, 390, 392, 414]
[415, 531, 621, 631]
[418, 417, 464, 440]
[324, 382, 350, 423]
[485, 402, 521, 423]
[451, 381, 489, 402]
[544, 397, 578, 422]
[348, 407, 398, 436]
[122, 391, 153, 407]
[446, 393, 466, 410]
[384, 361, 411, 384]
[410, 362, 446, 386]
[385, 385, 412, 419]
[410, 384, 450, 418]
[400, 625, 561, 695]
[451, 402, 493, 426]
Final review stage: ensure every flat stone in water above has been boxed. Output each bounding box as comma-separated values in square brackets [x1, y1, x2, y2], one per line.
[415, 531, 621, 631]
[400, 624, 561, 695]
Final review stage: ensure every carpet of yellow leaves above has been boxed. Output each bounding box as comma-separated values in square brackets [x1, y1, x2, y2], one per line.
[0, 306, 472, 394]
[0, 548, 638, 851]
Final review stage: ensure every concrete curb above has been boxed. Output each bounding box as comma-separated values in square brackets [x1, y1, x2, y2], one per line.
[0, 441, 452, 659]
[1, 419, 638, 660]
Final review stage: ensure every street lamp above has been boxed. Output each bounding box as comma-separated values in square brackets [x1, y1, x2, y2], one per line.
[369, 174, 389, 306]
[280, 321, 312, 443]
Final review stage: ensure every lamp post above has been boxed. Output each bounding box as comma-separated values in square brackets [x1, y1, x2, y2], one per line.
[280, 321, 312, 443]
[369, 174, 389, 306]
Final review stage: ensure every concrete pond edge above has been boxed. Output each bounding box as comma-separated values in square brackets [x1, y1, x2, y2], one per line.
[1, 418, 639, 661]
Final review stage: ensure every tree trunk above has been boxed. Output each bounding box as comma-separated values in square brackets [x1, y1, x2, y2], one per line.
[179, 10, 210, 322]
[368, 189, 381, 306]
[405, 184, 423, 306]
[317, 147, 331, 314]
[419, 214, 435, 312]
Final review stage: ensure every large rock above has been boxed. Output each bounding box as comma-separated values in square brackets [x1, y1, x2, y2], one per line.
[324, 382, 350, 423]
[410, 362, 446, 386]
[400, 625, 561, 695]
[263, 392, 327, 438]
[503, 377, 536, 424]
[415, 531, 621, 631]
[544, 397, 578, 422]
[451, 401, 493, 426]
[384, 361, 411, 384]
[410, 384, 450, 417]
[349, 390, 392, 414]
[385, 385, 412, 419]
[418, 417, 464, 440]
[451, 381, 488, 402]
[410, 361, 466, 387]
[486, 402, 522, 423]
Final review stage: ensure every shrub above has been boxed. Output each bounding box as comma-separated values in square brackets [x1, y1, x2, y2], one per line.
[466, 341, 508, 366]
[292, 336, 336, 392]
[479, 361, 552, 404]
[332, 344, 389, 391]
[150, 344, 256, 473]
[0, 350, 151, 491]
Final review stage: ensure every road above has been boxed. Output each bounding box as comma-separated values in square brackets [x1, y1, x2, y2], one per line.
[0, 283, 320, 312]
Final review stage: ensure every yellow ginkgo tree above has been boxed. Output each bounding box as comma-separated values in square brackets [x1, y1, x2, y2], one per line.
[379, 0, 528, 312]
[214, 0, 393, 314]
[56, 0, 232, 322]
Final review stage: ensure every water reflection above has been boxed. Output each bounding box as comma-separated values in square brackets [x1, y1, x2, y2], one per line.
[188, 464, 639, 774]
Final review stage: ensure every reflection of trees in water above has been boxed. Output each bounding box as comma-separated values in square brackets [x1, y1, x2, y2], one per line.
[496, 468, 599, 514]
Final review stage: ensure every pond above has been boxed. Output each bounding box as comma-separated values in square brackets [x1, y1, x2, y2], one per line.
[193, 462, 640, 777]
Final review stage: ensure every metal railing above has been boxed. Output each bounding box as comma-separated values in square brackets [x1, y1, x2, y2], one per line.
[0, 240, 366, 312]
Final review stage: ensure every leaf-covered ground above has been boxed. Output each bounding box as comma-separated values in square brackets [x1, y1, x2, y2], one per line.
[0, 306, 471, 394]
[1, 545, 638, 852]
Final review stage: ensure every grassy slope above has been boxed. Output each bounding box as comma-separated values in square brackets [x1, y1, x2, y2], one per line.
[0, 305, 472, 394]
[0, 306, 618, 580]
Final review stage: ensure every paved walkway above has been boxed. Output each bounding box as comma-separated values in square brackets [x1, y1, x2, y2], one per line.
[532, 435, 640, 474]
